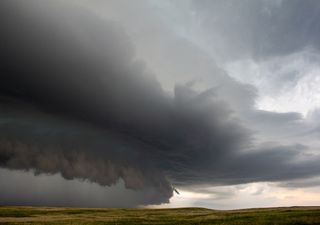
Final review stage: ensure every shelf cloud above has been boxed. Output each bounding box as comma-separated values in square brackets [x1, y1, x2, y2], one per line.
[1, 0, 320, 207]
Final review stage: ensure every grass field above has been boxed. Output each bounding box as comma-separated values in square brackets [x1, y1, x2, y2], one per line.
[1, 206, 320, 224]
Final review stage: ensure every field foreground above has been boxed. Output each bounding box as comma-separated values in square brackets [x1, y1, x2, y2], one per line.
[1, 206, 320, 225]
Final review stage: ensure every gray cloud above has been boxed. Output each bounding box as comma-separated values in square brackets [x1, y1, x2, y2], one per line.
[0, 168, 162, 207]
[192, 0, 320, 60]
[0, 0, 249, 205]
[280, 176, 320, 189]
[0, 0, 320, 207]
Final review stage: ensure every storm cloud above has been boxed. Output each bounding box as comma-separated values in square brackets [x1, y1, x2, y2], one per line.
[0, 0, 320, 207]
[192, 0, 320, 60]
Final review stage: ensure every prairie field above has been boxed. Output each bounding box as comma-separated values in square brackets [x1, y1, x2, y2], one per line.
[0, 206, 320, 225]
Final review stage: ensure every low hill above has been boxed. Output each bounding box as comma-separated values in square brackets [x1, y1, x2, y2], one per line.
[1, 206, 320, 224]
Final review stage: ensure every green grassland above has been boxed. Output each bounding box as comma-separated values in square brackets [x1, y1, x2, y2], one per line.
[1, 206, 320, 225]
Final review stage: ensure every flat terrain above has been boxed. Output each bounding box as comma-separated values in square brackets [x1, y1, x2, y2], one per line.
[1, 206, 320, 224]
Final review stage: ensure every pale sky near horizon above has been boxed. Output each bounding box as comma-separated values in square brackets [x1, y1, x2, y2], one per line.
[1, 0, 320, 209]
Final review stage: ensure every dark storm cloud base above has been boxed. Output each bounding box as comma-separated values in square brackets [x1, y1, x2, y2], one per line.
[0, 0, 320, 206]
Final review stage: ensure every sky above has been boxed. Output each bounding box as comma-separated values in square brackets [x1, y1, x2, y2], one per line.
[1, 0, 320, 209]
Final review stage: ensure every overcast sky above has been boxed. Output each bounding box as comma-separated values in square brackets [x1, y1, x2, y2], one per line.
[1, 0, 320, 209]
